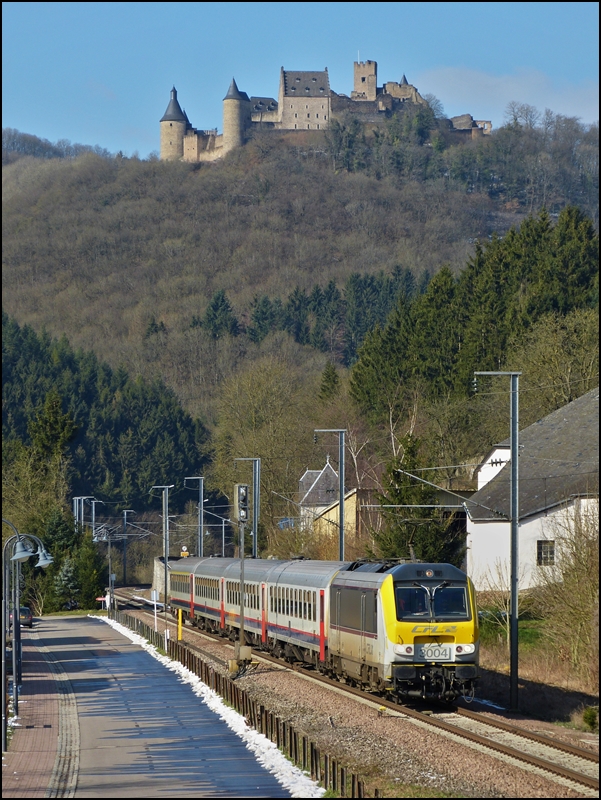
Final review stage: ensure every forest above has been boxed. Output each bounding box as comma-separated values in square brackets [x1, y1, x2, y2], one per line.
[2, 102, 599, 612]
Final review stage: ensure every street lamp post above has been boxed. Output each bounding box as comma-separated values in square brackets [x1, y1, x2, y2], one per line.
[314, 429, 347, 561]
[2, 518, 53, 752]
[475, 370, 521, 711]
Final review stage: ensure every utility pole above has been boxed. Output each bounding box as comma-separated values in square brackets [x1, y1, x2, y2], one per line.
[234, 459, 260, 557]
[475, 371, 521, 711]
[232, 483, 251, 668]
[151, 485, 174, 626]
[89, 499, 104, 541]
[315, 429, 347, 561]
[184, 477, 205, 557]
[122, 510, 135, 585]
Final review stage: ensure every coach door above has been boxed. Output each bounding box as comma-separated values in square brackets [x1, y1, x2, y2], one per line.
[331, 589, 341, 652]
[360, 593, 366, 662]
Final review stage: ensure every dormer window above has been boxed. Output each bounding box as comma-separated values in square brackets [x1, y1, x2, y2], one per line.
[296, 77, 301, 82]
[319, 87, 324, 93]
[312, 77, 317, 82]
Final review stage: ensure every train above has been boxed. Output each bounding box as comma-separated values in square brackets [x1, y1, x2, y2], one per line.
[168, 556, 480, 702]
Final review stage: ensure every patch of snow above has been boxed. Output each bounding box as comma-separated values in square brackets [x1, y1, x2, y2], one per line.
[90, 615, 324, 798]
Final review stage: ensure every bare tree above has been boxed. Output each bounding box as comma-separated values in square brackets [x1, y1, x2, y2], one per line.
[535, 500, 599, 688]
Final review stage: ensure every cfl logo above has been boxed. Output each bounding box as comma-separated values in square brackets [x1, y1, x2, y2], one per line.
[234, 484, 249, 523]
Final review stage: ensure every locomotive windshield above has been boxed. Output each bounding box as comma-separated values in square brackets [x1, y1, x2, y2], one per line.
[395, 583, 470, 621]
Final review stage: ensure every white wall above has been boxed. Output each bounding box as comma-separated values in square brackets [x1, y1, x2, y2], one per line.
[467, 498, 597, 591]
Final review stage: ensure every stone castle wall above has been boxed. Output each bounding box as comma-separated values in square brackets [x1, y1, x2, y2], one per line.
[161, 59, 491, 162]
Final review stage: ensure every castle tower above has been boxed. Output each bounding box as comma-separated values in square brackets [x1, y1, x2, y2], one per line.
[160, 87, 187, 160]
[223, 78, 250, 152]
[353, 60, 377, 101]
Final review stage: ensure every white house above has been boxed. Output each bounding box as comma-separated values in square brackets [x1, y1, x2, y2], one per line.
[466, 388, 599, 591]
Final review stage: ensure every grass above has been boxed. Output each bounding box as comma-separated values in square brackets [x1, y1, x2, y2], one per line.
[41, 608, 107, 618]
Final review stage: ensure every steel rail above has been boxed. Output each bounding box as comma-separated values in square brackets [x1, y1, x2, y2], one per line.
[113, 591, 599, 791]
[454, 704, 599, 763]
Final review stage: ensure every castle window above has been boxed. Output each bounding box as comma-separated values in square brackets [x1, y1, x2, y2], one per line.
[290, 104, 293, 108]
[307, 124, 310, 129]
[306, 105, 308, 109]
[294, 124, 297, 129]
[361, 77, 366, 83]
[317, 124, 320, 129]
[170, 123, 173, 127]
[307, 113, 310, 118]
[294, 113, 297, 118]
[324, 115, 327, 120]
[316, 114, 319, 118]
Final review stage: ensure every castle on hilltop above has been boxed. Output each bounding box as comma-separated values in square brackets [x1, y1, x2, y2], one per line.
[160, 59, 492, 162]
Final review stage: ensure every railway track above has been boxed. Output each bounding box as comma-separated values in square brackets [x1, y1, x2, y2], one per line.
[114, 590, 599, 794]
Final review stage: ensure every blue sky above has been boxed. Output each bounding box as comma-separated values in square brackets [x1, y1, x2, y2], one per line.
[3, 2, 599, 157]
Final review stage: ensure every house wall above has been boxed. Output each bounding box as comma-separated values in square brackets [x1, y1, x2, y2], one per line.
[467, 498, 596, 591]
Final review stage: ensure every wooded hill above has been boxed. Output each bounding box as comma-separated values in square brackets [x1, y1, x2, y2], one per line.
[2, 106, 599, 558]
[2, 106, 598, 421]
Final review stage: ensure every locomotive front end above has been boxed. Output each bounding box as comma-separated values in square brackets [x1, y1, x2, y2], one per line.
[383, 563, 479, 701]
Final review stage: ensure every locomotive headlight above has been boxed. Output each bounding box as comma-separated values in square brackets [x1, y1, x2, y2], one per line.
[455, 644, 475, 655]
[393, 644, 414, 656]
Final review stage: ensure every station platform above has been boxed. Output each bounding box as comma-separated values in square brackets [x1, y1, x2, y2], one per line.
[3, 616, 292, 798]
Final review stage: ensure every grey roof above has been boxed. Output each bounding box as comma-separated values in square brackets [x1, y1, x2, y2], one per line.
[224, 78, 250, 102]
[400, 74, 409, 86]
[467, 389, 599, 521]
[250, 96, 278, 113]
[160, 87, 186, 122]
[299, 461, 339, 506]
[283, 70, 330, 97]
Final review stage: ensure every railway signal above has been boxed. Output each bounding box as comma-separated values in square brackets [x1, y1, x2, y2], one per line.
[234, 484, 249, 523]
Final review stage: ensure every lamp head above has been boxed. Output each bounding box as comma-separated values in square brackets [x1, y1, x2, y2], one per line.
[35, 547, 54, 568]
[11, 540, 33, 563]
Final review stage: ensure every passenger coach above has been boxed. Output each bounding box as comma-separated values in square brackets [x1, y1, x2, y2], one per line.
[169, 557, 479, 701]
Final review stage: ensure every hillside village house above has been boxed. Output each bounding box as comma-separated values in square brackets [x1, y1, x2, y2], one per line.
[466, 389, 599, 591]
[298, 460, 380, 559]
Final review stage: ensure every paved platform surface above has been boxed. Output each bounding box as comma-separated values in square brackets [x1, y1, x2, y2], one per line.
[3, 616, 291, 798]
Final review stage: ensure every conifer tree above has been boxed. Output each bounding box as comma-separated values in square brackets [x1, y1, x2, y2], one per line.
[376, 435, 464, 566]
[203, 290, 239, 338]
[319, 362, 340, 401]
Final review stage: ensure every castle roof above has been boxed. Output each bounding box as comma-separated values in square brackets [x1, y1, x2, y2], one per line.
[224, 78, 250, 102]
[160, 87, 187, 122]
[400, 74, 409, 86]
[250, 96, 278, 113]
[283, 70, 330, 98]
